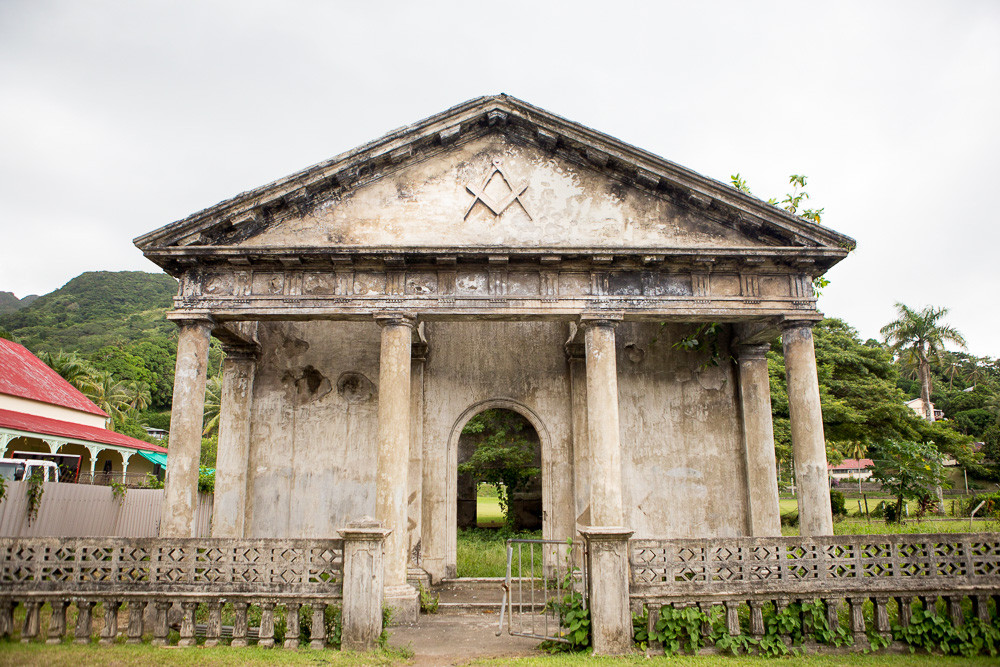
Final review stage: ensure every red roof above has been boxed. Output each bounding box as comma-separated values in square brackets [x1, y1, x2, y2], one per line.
[829, 458, 874, 471]
[0, 408, 167, 453]
[0, 338, 107, 417]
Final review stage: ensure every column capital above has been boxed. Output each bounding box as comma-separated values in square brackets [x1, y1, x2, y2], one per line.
[781, 319, 819, 332]
[737, 343, 772, 361]
[166, 310, 215, 328]
[221, 342, 260, 362]
[374, 312, 416, 329]
[579, 312, 624, 329]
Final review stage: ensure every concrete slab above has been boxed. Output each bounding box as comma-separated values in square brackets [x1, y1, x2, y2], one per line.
[389, 612, 542, 666]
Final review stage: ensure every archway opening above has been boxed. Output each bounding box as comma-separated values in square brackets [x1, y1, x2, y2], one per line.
[456, 408, 542, 531]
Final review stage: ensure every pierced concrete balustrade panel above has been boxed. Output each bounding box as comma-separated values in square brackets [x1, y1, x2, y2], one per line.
[0, 537, 344, 597]
[630, 534, 1000, 601]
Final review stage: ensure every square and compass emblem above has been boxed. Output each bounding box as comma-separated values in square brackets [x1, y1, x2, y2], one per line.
[464, 159, 532, 221]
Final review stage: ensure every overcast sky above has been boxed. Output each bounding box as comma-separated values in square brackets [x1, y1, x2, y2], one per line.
[2, 1, 998, 356]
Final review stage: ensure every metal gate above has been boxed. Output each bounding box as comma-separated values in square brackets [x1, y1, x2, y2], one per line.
[497, 538, 587, 643]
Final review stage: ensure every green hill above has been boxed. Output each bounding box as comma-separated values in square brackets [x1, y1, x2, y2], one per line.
[0, 271, 177, 354]
[0, 291, 38, 315]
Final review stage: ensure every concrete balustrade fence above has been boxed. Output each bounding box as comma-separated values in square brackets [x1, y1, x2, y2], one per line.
[629, 533, 1000, 645]
[0, 528, 387, 649]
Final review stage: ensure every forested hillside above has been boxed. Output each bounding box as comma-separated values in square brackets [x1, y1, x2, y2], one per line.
[0, 291, 38, 315]
[0, 272, 177, 355]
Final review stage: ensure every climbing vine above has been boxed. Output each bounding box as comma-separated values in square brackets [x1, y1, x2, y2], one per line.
[110, 480, 128, 504]
[634, 599, 997, 657]
[26, 470, 44, 524]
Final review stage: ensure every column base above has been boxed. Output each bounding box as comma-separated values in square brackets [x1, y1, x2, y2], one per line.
[384, 584, 419, 625]
[580, 526, 634, 656]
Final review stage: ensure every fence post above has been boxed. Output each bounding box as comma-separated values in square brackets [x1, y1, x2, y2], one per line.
[339, 517, 390, 651]
[579, 527, 633, 655]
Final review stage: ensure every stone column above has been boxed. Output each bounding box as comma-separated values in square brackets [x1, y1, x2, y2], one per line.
[408, 334, 427, 578]
[566, 336, 591, 530]
[212, 344, 258, 538]
[160, 314, 213, 537]
[340, 518, 390, 650]
[581, 315, 624, 527]
[782, 321, 833, 536]
[374, 312, 418, 622]
[737, 343, 781, 536]
[121, 452, 134, 484]
[580, 527, 634, 655]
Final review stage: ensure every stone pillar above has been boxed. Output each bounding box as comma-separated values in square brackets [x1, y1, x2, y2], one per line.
[737, 343, 781, 536]
[580, 527, 633, 655]
[212, 344, 258, 538]
[581, 315, 624, 527]
[782, 321, 833, 536]
[408, 333, 427, 576]
[566, 335, 591, 530]
[340, 518, 390, 651]
[160, 314, 213, 537]
[374, 312, 418, 622]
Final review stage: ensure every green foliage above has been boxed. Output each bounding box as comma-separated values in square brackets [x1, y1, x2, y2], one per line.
[869, 440, 948, 523]
[894, 605, 1000, 657]
[418, 583, 439, 614]
[652, 605, 708, 655]
[110, 480, 127, 504]
[671, 322, 726, 368]
[198, 468, 215, 494]
[25, 470, 44, 525]
[829, 489, 847, 517]
[542, 562, 590, 652]
[962, 492, 1000, 518]
[953, 408, 995, 438]
[378, 606, 392, 649]
[458, 410, 539, 529]
[142, 473, 164, 489]
[200, 435, 218, 469]
[0, 476, 6, 503]
[0, 271, 178, 356]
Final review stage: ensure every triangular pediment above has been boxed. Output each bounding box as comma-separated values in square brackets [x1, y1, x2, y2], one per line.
[136, 95, 854, 273]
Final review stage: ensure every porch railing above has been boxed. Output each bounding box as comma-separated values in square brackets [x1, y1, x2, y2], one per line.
[629, 533, 1000, 643]
[0, 529, 385, 649]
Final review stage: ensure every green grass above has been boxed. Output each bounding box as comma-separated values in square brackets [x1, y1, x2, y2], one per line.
[0, 642, 406, 666]
[469, 655, 999, 666]
[456, 527, 543, 577]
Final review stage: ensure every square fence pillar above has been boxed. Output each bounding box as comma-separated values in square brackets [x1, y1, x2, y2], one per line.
[580, 527, 633, 655]
[339, 518, 390, 651]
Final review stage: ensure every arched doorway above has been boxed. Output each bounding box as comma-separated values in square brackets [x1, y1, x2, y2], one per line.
[446, 399, 551, 578]
[456, 408, 542, 530]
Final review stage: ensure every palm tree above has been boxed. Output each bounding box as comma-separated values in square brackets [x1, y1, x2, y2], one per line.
[844, 441, 867, 461]
[37, 350, 98, 394]
[83, 371, 134, 423]
[202, 376, 223, 437]
[880, 303, 966, 424]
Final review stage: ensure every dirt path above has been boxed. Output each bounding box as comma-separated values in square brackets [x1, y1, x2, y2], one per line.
[389, 612, 542, 666]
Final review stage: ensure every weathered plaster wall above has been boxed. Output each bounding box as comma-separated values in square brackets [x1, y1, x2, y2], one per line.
[615, 322, 749, 538]
[239, 135, 768, 251]
[245, 320, 381, 538]
[419, 321, 575, 581]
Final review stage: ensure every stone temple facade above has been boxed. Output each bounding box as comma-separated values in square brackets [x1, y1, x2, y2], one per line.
[135, 95, 854, 621]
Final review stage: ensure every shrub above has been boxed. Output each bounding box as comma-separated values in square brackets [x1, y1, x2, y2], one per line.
[830, 490, 847, 517]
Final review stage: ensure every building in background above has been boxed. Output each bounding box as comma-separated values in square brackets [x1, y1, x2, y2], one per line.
[0, 338, 167, 484]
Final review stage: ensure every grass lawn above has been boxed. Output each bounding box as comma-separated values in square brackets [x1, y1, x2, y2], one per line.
[0, 642, 407, 666]
[469, 655, 999, 666]
[2, 643, 996, 667]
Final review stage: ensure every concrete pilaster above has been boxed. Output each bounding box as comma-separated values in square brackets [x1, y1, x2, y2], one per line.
[160, 315, 213, 537]
[340, 518, 390, 650]
[782, 321, 834, 536]
[375, 313, 418, 623]
[580, 527, 634, 655]
[581, 315, 624, 527]
[212, 345, 257, 538]
[737, 343, 781, 536]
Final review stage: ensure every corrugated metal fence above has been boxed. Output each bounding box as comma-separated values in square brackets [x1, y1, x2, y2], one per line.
[0, 481, 212, 537]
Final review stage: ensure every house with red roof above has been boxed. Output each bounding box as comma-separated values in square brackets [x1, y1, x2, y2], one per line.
[0, 337, 168, 484]
[828, 458, 874, 481]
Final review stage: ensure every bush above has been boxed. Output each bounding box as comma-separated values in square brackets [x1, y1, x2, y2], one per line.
[962, 492, 1000, 518]
[830, 490, 847, 517]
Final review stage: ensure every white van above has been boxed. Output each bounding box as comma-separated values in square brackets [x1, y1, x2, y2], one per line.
[0, 458, 60, 483]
